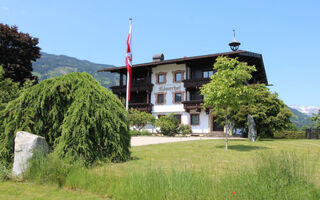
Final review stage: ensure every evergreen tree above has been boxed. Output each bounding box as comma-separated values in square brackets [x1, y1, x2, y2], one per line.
[0, 72, 130, 166]
[0, 66, 20, 111]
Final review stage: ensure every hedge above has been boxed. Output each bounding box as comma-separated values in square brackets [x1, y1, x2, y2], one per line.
[274, 131, 305, 139]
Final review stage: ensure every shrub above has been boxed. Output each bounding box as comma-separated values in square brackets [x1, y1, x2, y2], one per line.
[179, 124, 192, 135]
[0, 72, 130, 167]
[130, 130, 152, 136]
[155, 114, 180, 136]
[0, 161, 9, 182]
[129, 109, 155, 131]
[274, 131, 305, 139]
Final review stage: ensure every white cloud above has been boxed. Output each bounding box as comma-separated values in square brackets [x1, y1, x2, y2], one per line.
[0, 6, 8, 11]
[289, 105, 320, 116]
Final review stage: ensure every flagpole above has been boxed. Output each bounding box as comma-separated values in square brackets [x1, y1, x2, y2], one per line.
[126, 70, 130, 111]
[125, 18, 132, 111]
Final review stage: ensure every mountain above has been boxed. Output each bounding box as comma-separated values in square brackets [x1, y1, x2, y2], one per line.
[288, 107, 314, 129]
[289, 105, 320, 117]
[32, 52, 119, 88]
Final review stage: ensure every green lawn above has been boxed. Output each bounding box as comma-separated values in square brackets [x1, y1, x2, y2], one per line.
[0, 182, 107, 200]
[94, 139, 320, 183]
[1, 139, 320, 199]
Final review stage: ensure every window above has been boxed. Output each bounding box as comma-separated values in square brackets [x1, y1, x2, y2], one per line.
[202, 70, 214, 78]
[156, 73, 166, 84]
[175, 72, 182, 82]
[158, 74, 164, 83]
[190, 90, 203, 100]
[157, 93, 164, 104]
[175, 93, 182, 103]
[191, 114, 200, 125]
[174, 114, 182, 124]
[173, 70, 184, 82]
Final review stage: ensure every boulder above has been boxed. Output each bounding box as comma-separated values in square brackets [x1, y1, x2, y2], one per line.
[247, 115, 257, 142]
[12, 131, 48, 177]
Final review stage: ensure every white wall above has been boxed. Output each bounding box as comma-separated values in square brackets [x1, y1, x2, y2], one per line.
[151, 63, 186, 113]
[188, 110, 211, 134]
[148, 63, 211, 134]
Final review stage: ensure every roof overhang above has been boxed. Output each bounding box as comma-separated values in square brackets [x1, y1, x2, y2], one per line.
[98, 50, 268, 84]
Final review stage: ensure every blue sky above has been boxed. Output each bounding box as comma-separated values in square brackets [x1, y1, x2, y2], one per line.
[1, 0, 319, 106]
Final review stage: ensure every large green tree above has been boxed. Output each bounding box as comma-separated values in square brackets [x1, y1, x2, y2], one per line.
[0, 72, 130, 167]
[231, 84, 293, 137]
[200, 56, 256, 149]
[0, 23, 40, 84]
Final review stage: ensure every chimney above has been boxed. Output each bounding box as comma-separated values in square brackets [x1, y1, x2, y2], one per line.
[152, 54, 164, 62]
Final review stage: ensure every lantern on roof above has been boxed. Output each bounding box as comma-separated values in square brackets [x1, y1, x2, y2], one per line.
[229, 29, 241, 51]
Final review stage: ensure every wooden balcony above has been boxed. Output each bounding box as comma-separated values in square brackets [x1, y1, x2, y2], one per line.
[182, 100, 211, 113]
[129, 103, 153, 113]
[183, 78, 210, 89]
[111, 83, 153, 94]
[182, 100, 202, 112]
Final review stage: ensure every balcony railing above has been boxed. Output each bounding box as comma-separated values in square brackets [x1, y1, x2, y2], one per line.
[182, 100, 203, 112]
[111, 83, 153, 94]
[129, 103, 153, 112]
[183, 78, 210, 89]
[182, 100, 210, 113]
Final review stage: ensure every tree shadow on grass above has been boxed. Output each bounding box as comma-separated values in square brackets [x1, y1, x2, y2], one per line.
[216, 144, 269, 151]
[129, 156, 140, 161]
[259, 139, 275, 142]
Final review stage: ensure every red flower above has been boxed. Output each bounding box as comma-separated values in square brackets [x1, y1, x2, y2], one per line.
[232, 191, 236, 195]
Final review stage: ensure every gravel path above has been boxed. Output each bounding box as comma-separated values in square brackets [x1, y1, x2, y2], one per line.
[131, 136, 244, 146]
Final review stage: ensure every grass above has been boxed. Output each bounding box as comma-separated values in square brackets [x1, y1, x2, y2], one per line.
[95, 139, 320, 180]
[2, 139, 320, 199]
[0, 182, 107, 200]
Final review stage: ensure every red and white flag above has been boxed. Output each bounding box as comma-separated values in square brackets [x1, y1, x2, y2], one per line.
[125, 19, 132, 107]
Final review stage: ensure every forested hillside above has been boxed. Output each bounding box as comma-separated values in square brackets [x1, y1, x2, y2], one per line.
[288, 107, 314, 129]
[32, 52, 118, 88]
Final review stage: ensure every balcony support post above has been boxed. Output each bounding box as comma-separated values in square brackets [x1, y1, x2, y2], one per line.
[120, 73, 123, 86]
[147, 93, 150, 104]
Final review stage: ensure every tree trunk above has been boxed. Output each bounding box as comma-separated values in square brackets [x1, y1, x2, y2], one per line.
[225, 111, 228, 150]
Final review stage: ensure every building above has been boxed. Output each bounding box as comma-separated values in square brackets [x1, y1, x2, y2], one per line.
[99, 49, 268, 135]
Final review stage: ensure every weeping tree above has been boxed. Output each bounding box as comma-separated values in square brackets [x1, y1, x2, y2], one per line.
[0, 66, 20, 111]
[0, 72, 130, 166]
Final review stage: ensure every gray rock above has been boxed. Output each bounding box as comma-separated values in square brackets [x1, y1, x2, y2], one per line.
[247, 115, 257, 142]
[12, 131, 48, 177]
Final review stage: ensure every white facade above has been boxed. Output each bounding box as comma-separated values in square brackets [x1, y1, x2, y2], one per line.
[149, 63, 213, 134]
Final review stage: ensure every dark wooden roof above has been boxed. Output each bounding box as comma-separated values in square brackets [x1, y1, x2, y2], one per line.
[98, 50, 268, 84]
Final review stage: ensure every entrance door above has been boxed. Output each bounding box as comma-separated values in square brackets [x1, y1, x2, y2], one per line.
[212, 117, 224, 131]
